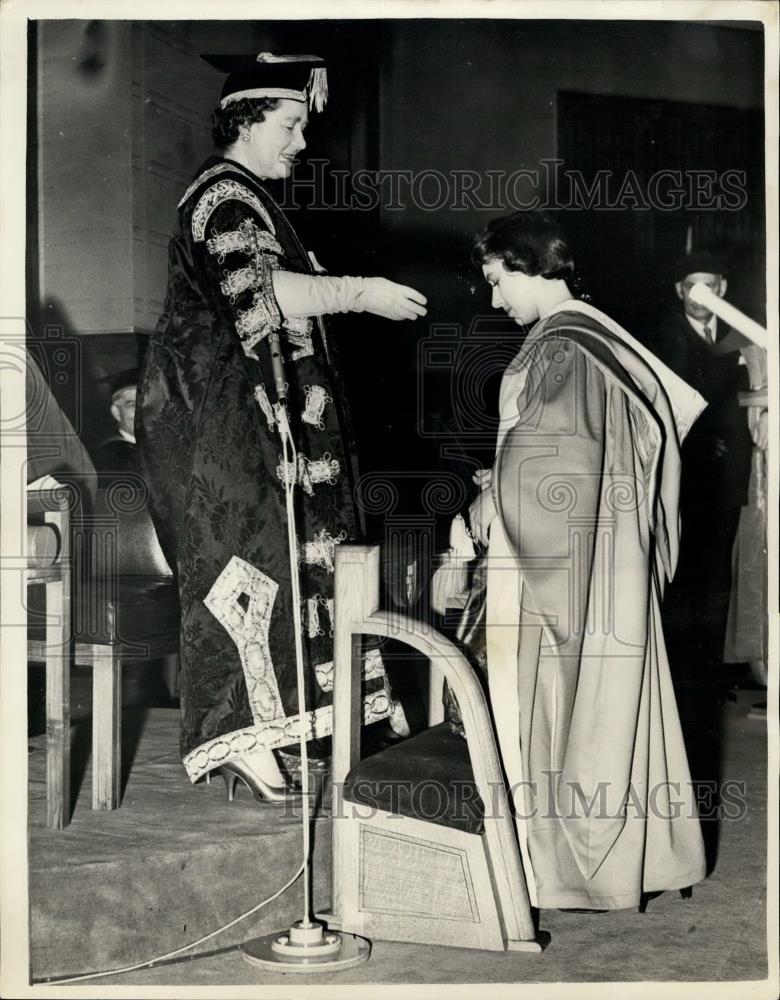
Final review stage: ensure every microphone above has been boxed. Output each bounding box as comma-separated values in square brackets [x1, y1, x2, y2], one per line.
[267, 331, 288, 405]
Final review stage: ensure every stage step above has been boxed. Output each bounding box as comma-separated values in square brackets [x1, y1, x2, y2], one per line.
[27, 708, 332, 981]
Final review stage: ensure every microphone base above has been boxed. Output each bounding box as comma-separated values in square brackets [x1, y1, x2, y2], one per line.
[242, 921, 370, 973]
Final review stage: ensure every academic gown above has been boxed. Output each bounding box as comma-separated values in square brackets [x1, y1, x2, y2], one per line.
[482, 300, 708, 909]
[137, 157, 405, 780]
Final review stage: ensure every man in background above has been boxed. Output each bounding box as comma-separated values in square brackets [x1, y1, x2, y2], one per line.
[653, 253, 752, 713]
[91, 369, 139, 487]
[90, 367, 178, 700]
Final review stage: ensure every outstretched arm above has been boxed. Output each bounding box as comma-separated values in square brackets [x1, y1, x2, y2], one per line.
[272, 270, 427, 323]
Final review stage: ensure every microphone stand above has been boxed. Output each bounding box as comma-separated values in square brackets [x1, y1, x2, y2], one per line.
[241, 330, 370, 973]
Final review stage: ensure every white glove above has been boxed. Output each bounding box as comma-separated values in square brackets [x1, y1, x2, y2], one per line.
[272, 271, 427, 322]
[355, 277, 427, 321]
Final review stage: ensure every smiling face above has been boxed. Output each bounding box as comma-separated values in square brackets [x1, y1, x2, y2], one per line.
[481, 258, 542, 326]
[242, 99, 308, 180]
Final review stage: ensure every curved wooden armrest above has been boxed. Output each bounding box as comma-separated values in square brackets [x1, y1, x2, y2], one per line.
[27, 489, 71, 580]
[364, 609, 503, 785]
[333, 544, 536, 941]
[27, 486, 72, 517]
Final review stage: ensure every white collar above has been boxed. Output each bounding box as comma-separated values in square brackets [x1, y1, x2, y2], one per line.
[118, 427, 136, 444]
[686, 314, 718, 341]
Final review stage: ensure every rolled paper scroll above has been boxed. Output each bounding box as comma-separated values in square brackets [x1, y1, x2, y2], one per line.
[738, 390, 768, 408]
[689, 282, 768, 349]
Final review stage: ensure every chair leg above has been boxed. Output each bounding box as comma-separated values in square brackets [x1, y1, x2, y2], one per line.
[91, 647, 122, 810]
[45, 579, 71, 829]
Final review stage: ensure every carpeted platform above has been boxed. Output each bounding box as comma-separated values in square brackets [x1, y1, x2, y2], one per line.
[27, 708, 331, 981]
[26, 694, 771, 989]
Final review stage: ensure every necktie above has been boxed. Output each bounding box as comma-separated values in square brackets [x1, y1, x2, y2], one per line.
[702, 325, 713, 344]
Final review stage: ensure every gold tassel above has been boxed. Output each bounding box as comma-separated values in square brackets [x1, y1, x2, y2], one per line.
[308, 66, 328, 112]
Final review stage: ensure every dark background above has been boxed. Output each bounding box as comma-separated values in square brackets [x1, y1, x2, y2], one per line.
[27, 18, 766, 545]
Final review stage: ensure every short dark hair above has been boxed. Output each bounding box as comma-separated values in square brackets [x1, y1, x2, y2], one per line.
[211, 97, 281, 148]
[471, 210, 575, 282]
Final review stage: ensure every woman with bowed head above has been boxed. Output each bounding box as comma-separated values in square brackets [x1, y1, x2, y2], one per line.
[460, 210, 707, 909]
[137, 53, 424, 802]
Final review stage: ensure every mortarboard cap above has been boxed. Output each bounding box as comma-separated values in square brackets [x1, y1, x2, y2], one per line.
[202, 52, 328, 112]
[671, 251, 727, 282]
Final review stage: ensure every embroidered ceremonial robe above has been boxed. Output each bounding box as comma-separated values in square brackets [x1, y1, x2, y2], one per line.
[137, 157, 404, 780]
[483, 300, 708, 909]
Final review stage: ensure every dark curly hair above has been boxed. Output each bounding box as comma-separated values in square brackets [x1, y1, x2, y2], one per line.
[211, 97, 281, 148]
[472, 210, 591, 300]
[471, 210, 573, 276]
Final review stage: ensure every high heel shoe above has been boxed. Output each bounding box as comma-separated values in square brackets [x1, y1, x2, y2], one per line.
[218, 759, 302, 804]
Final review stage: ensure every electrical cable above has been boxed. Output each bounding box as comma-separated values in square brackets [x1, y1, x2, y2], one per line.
[47, 369, 318, 986]
[43, 859, 305, 985]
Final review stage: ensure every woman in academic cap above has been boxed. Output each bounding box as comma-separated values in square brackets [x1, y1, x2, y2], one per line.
[455, 210, 707, 910]
[137, 53, 425, 801]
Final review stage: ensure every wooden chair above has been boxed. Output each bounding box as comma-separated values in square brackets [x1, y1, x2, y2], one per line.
[29, 483, 179, 811]
[317, 545, 546, 953]
[27, 487, 72, 829]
